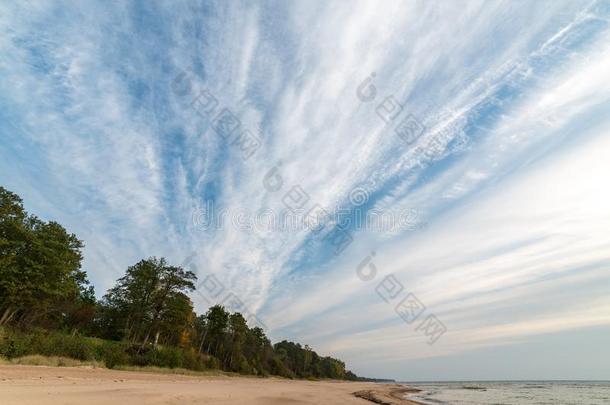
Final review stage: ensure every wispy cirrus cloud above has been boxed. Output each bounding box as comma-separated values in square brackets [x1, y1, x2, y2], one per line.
[1, 0, 610, 380]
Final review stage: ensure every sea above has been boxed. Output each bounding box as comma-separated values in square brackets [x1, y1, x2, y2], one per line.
[402, 381, 610, 404]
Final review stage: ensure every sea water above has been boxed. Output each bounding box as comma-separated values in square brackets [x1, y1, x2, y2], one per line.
[404, 381, 610, 404]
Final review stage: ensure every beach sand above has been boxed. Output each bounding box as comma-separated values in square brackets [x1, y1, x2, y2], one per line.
[0, 364, 421, 404]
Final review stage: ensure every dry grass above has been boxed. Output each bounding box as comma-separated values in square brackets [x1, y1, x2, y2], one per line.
[1, 355, 103, 368]
[112, 365, 244, 377]
[0, 355, 263, 379]
[0, 355, 230, 376]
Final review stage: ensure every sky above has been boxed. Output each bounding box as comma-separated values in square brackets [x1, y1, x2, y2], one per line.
[1, 0, 610, 381]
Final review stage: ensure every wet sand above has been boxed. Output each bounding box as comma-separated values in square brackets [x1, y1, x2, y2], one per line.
[0, 364, 421, 404]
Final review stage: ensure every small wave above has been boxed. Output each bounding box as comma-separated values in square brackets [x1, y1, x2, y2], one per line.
[461, 385, 487, 391]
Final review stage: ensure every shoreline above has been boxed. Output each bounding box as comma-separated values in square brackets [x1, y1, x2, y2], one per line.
[354, 384, 423, 404]
[0, 364, 422, 405]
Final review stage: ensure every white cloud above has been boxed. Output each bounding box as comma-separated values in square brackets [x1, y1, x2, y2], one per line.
[2, 0, 610, 379]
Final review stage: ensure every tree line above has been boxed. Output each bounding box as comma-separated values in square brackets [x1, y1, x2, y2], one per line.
[0, 186, 363, 379]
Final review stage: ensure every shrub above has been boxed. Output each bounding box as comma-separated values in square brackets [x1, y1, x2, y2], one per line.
[0, 329, 29, 359]
[0, 328, 217, 373]
[238, 358, 252, 375]
[206, 355, 221, 370]
[181, 350, 206, 371]
[144, 346, 184, 369]
[95, 341, 130, 369]
[8, 355, 99, 367]
[33, 332, 94, 361]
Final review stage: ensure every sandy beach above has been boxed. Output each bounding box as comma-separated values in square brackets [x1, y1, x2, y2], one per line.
[0, 365, 421, 405]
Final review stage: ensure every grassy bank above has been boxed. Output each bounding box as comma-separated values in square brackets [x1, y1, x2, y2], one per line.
[0, 327, 220, 372]
[0, 354, 102, 368]
[0, 354, 244, 379]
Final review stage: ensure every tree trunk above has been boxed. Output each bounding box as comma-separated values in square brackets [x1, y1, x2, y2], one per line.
[0, 307, 18, 326]
[153, 330, 160, 348]
[141, 331, 150, 347]
[198, 336, 205, 355]
[0, 307, 13, 325]
[198, 328, 208, 355]
[224, 352, 231, 369]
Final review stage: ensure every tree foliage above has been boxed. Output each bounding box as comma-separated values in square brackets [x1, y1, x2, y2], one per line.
[0, 186, 361, 379]
[100, 257, 196, 347]
[0, 186, 91, 328]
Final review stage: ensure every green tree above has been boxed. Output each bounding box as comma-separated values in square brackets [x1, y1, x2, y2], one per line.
[201, 305, 229, 357]
[0, 187, 88, 327]
[226, 312, 248, 371]
[101, 257, 196, 347]
[193, 314, 208, 354]
[157, 292, 194, 347]
[0, 186, 363, 380]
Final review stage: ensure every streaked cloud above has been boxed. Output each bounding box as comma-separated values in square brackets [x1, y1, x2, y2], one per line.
[1, 0, 609, 379]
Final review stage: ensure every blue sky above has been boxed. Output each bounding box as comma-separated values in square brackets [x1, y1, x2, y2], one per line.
[2, 0, 610, 381]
